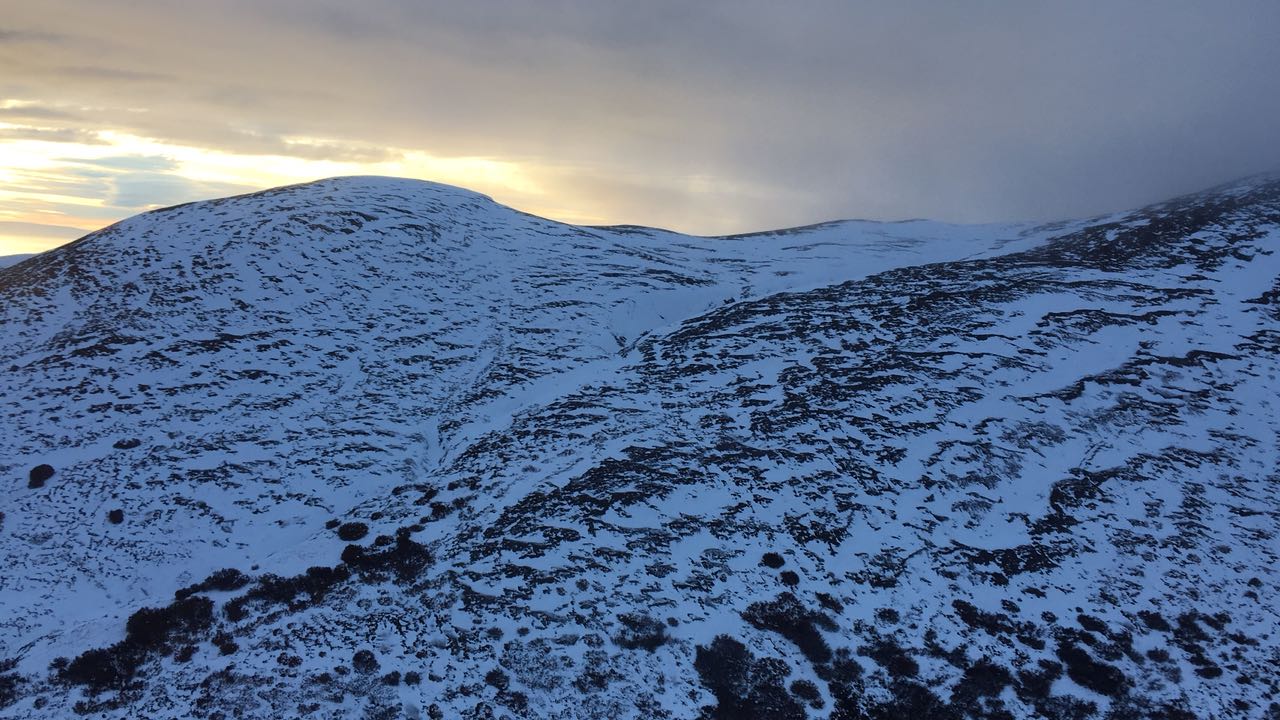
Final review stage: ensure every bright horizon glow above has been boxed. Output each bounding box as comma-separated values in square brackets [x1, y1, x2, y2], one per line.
[0, 121, 604, 256]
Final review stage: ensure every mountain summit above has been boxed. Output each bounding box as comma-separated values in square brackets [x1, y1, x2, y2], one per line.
[1, 175, 1278, 719]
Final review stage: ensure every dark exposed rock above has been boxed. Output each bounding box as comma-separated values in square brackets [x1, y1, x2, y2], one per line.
[27, 464, 53, 489]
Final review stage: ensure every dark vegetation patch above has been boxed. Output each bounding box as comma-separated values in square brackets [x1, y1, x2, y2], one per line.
[815, 593, 843, 613]
[212, 630, 237, 655]
[953, 598, 1046, 648]
[574, 649, 624, 692]
[965, 542, 1068, 576]
[59, 597, 213, 692]
[0, 659, 22, 709]
[1055, 642, 1128, 697]
[761, 552, 785, 569]
[28, 464, 54, 489]
[694, 635, 806, 720]
[1015, 659, 1063, 706]
[1077, 614, 1108, 634]
[814, 647, 863, 712]
[789, 678, 823, 709]
[224, 565, 350, 621]
[175, 568, 251, 601]
[484, 668, 509, 690]
[1174, 612, 1209, 643]
[866, 680, 962, 720]
[953, 599, 1017, 635]
[124, 600, 212, 651]
[338, 530, 431, 583]
[1198, 611, 1229, 632]
[742, 593, 835, 665]
[862, 637, 919, 678]
[352, 649, 378, 674]
[779, 571, 800, 587]
[1141, 607, 1172, 630]
[336, 522, 369, 541]
[950, 657, 1012, 704]
[613, 613, 669, 651]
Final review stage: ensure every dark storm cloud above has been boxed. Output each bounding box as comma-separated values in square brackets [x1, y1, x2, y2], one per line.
[1, 0, 1279, 231]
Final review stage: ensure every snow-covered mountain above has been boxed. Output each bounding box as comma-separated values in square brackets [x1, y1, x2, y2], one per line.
[1, 175, 1277, 719]
[0, 254, 34, 269]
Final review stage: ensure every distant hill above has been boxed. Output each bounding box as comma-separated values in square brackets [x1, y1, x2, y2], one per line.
[0, 253, 34, 268]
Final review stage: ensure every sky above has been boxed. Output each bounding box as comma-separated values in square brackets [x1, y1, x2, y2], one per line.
[2, 1, 1279, 255]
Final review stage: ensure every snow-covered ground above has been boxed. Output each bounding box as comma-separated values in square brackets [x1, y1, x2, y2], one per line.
[0, 175, 1277, 718]
[0, 254, 34, 268]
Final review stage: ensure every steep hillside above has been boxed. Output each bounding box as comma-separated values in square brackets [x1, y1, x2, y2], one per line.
[0, 176, 1277, 719]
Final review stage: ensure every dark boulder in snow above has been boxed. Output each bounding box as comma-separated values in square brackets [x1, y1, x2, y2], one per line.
[27, 464, 53, 489]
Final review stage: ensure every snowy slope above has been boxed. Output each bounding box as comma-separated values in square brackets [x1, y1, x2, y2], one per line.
[0, 255, 34, 269]
[0, 175, 1277, 719]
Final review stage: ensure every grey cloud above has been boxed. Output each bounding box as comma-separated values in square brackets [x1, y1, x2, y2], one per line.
[49, 65, 172, 82]
[0, 28, 68, 43]
[4, 167, 115, 199]
[0, 126, 105, 144]
[207, 131, 402, 163]
[0, 197, 132, 221]
[0, 220, 86, 239]
[61, 155, 178, 172]
[0, 104, 80, 121]
[1, 0, 1279, 230]
[108, 173, 257, 209]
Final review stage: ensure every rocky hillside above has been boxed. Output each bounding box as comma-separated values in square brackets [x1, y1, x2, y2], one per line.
[0, 175, 1277, 719]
